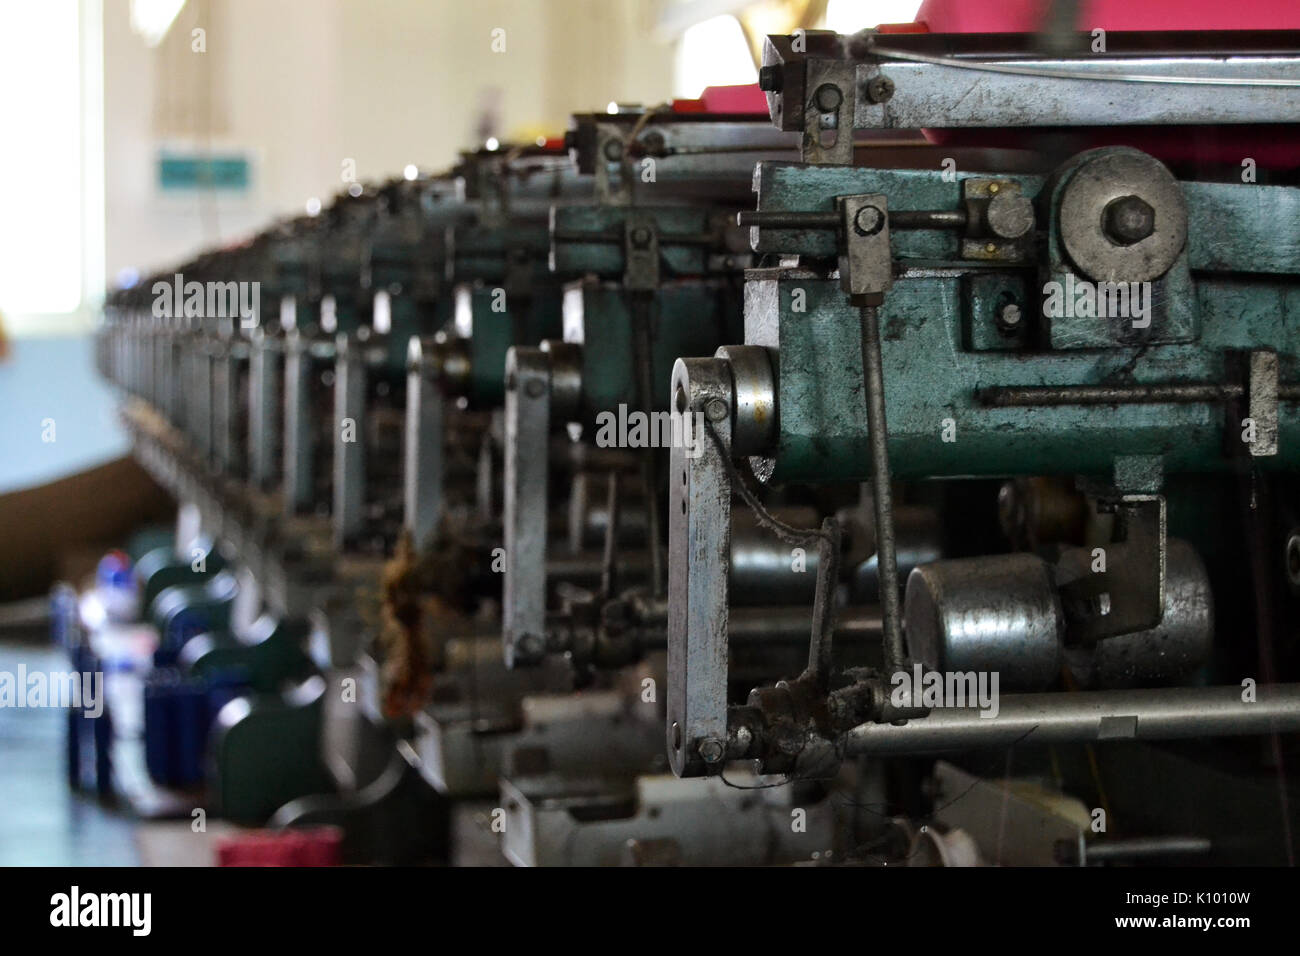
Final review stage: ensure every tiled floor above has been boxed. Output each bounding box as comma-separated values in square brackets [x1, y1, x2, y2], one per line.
[0, 637, 498, 866]
[0, 640, 142, 865]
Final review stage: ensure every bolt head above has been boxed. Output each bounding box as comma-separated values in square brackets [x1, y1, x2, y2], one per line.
[758, 64, 783, 92]
[705, 397, 729, 422]
[1103, 195, 1155, 245]
[997, 302, 1023, 333]
[853, 204, 885, 237]
[814, 83, 843, 112]
[699, 737, 726, 763]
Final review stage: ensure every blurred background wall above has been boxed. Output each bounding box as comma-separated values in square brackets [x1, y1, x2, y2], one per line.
[101, 0, 687, 286]
[0, 0, 917, 495]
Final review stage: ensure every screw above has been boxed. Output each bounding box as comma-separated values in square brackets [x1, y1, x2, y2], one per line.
[853, 204, 886, 237]
[758, 64, 783, 92]
[630, 226, 652, 248]
[1103, 195, 1155, 245]
[814, 83, 842, 112]
[996, 302, 1023, 334]
[865, 74, 895, 104]
[705, 397, 729, 421]
[699, 737, 726, 763]
[603, 139, 624, 162]
[524, 378, 546, 398]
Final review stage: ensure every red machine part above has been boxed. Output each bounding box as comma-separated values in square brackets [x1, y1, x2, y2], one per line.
[916, 0, 1300, 33]
[216, 827, 344, 867]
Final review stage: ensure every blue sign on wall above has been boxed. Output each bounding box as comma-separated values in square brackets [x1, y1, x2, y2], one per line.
[157, 152, 250, 191]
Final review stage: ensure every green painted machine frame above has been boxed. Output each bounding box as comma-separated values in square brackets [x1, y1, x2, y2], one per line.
[745, 160, 1300, 486]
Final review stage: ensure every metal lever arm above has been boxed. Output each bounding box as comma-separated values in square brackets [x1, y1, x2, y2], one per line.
[667, 357, 733, 777]
[503, 345, 553, 667]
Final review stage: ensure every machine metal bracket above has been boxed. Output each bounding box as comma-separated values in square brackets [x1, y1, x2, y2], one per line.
[801, 60, 856, 166]
[1248, 348, 1280, 457]
[503, 346, 554, 667]
[667, 356, 734, 777]
[404, 335, 446, 550]
[211, 343, 242, 474]
[837, 193, 892, 300]
[193, 339, 215, 466]
[594, 125, 630, 206]
[960, 178, 1035, 263]
[249, 328, 282, 491]
[282, 330, 316, 515]
[333, 333, 366, 549]
[1060, 494, 1166, 644]
[623, 212, 660, 292]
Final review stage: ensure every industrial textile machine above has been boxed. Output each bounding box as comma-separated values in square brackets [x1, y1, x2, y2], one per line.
[98, 27, 1300, 865]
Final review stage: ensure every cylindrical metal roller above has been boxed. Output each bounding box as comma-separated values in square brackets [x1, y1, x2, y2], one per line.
[903, 553, 1064, 691]
[848, 505, 944, 603]
[729, 506, 821, 605]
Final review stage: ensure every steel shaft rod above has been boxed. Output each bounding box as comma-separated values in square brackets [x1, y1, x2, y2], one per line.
[845, 683, 1300, 755]
[859, 305, 906, 670]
